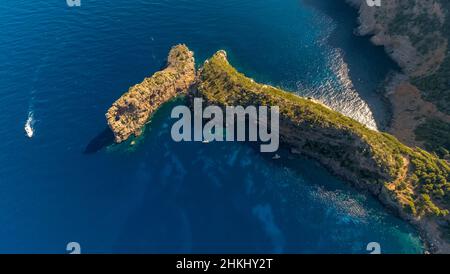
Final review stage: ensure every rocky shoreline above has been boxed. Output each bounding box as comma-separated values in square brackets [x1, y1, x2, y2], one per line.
[106, 44, 195, 143]
[106, 44, 449, 253]
[198, 50, 450, 253]
[345, 0, 450, 150]
[345, 0, 450, 253]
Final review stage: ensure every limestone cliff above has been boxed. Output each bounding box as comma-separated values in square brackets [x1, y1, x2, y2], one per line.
[347, 0, 448, 77]
[198, 51, 450, 252]
[346, 0, 450, 159]
[106, 44, 195, 143]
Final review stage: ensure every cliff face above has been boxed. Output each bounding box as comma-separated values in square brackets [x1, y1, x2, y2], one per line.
[106, 44, 195, 143]
[198, 51, 450, 252]
[347, 0, 450, 159]
[348, 0, 448, 77]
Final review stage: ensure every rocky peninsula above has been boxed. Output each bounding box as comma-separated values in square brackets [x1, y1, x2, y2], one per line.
[106, 45, 449, 252]
[106, 44, 195, 143]
[197, 50, 449, 252]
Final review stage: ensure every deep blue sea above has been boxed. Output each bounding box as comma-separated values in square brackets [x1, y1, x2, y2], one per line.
[0, 0, 423, 253]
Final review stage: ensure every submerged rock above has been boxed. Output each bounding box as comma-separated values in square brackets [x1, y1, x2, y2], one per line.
[106, 44, 195, 143]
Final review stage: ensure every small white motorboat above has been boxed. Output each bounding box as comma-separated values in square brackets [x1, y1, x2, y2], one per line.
[24, 112, 34, 138]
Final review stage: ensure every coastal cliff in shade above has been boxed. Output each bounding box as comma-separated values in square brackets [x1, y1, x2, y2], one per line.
[106, 44, 195, 143]
[197, 51, 450, 252]
[346, 0, 450, 160]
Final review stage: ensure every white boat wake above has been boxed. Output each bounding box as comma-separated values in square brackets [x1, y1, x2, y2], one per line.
[24, 55, 48, 140]
[24, 111, 34, 138]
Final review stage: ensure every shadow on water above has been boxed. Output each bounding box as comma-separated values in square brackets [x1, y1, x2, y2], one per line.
[84, 127, 115, 154]
[303, 0, 400, 130]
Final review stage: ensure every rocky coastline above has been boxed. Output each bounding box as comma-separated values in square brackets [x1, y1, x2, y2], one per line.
[106, 44, 449, 253]
[198, 50, 450, 253]
[341, 1, 450, 251]
[106, 44, 195, 143]
[345, 0, 450, 160]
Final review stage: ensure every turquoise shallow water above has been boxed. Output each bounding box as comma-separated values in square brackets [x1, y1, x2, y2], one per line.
[0, 0, 422, 253]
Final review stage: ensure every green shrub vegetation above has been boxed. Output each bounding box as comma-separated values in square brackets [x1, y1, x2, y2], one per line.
[415, 118, 450, 159]
[409, 0, 450, 115]
[384, 1, 450, 115]
[198, 51, 450, 219]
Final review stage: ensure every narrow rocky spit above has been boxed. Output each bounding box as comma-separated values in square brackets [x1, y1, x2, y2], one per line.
[106, 44, 196, 143]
